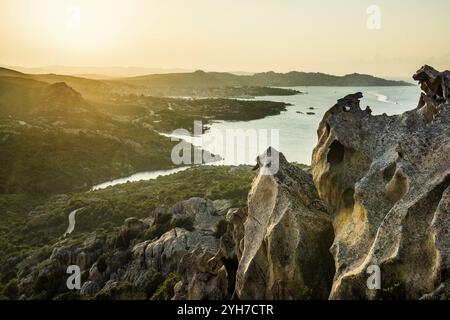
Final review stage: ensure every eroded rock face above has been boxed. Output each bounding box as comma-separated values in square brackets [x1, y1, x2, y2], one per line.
[13, 196, 234, 300]
[312, 65, 450, 299]
[170, 198, 224, 233]
[12, 66, 449, 301]
[235, 148, 335, 299]
[173, 206, 248, 300]
[174, 246, 229, 300]
[144, 228, 219, 275]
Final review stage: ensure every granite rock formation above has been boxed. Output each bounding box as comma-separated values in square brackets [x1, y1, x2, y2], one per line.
[312, 65, 450, 299]
[235, 148, 334, 299]
[10, 66, 449, 300]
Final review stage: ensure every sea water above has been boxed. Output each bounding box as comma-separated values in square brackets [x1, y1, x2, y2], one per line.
[202, 86, 421, 165]
[92, 86, 421, 190]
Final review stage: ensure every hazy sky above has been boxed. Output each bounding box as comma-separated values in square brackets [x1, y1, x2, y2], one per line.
[1, 0, 449, 77]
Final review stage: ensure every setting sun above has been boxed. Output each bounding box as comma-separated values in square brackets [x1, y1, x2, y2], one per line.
[2, 0, 128, 60]
[1, 0, 449, 75]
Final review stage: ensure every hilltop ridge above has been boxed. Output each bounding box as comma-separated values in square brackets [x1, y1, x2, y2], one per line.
[0, 66, 413, 100]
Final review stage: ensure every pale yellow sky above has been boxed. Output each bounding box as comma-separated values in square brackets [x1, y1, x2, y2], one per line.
[1, 0, 449, 77]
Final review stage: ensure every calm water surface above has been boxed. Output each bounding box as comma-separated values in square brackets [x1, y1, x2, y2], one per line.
[93, 86, 420, 190]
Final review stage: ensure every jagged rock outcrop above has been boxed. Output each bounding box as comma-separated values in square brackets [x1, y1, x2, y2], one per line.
[13, 197, 234, 300]
[116, 198, 234, 300]
[144, 228, 219, 275]
[169, 198, 226, 233]
[10, 65, 449, 301]
[234, 148, 335, 299]
[312, 65, 450, 299]
[174, 246, 229, 300]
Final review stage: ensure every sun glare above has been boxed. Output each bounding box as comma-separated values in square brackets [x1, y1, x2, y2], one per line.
[31, 0, 126, 53]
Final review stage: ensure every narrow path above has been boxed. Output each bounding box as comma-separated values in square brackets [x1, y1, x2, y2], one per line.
[63, 208, 84, 237]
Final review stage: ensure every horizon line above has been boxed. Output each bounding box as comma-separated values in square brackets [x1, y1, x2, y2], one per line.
[0, 63, 416, 80]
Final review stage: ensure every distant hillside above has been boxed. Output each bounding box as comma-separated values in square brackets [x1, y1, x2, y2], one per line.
[1, 66, 414, 87]
[0, 67, 119, 101]
[0, 68, 299, 99]
[0, 76, 99, 121]
[251, 71, 414, 86]
[0, 65, 194, 77]
[0, 73, 288, 194]
[0, 76, 48, 117]
[122, 70, 414, 88]
[0, 67, 27, 77]
[123, 70, 227, 88]
[0, 67, 414, 101]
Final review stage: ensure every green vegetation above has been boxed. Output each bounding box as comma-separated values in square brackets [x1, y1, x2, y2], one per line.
[292, 162, 312, 173]
[2, 279, 19, 299]
[96, 254, 108, 273]
[0, 75, 286, 195]
[0, 163, 314, 288]
[119, 69, 414, 94]
[144, 215, 195, 241]
[196, 86, 302, 97]
[0, 165, 255, 288]
[296, 286, 313, 300]
[171, 217, 195, 231]
[0, 67, 412, 102]
[25, 165, 253, 240]
[94, 282, 147, 300]
[33, 267, 67, 299]
[90, 272, 177, 300]
[0, 194, 49, 275]
[143, 272, 165, 298]
[144, 220, 172, 241]
[0, 123, 179, 194]
[96, 94, 287, 134]
[0, 66, 320, 300]
[150, 273, 181, 300]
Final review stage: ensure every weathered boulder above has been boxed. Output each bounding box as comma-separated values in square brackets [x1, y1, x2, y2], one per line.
[88, 263, 104, 283]
[235, 148, 335, 299]
[174, 247, 229, 300]
[13, 66, 450, 301]
[144, 228, 219, 275]
[105, 197, 233, 300]
[80, 281, 101, 296]
[170, 197, 226, 233]
[173, 206, 249, 300]
[312, 65, 450, 299]
[12, 195, 234, 300]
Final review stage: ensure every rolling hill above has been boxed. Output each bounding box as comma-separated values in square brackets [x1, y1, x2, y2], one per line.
[0, 67, 414, 100]
[120, 69, 414, 88]
[0, 70, 288, 194]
